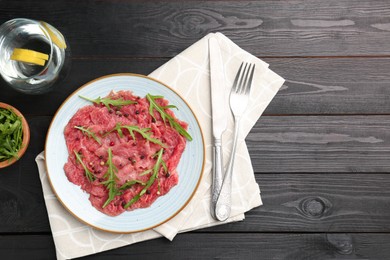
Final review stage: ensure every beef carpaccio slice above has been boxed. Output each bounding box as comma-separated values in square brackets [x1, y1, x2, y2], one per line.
[63, 90, 188, 216]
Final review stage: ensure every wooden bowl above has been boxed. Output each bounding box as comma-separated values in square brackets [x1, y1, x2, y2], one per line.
[0, 102, 30, 168]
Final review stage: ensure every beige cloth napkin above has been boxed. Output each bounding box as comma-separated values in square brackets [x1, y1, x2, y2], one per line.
[35, 32, 285, 259]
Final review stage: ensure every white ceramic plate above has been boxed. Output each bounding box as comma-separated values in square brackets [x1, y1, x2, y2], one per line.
[45, 74, 205, 233]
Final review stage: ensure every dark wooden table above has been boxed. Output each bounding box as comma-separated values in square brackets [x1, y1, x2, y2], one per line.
[2, 1, 390, 259]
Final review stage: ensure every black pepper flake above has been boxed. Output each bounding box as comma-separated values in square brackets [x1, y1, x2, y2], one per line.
[135, 110, 140, 115]
[124, 113, 129, 117]
[128, 157, 136, 164]
[165, 172, 170, 178]
[146, 190, 151, 194]
[140, 155, 145, 159]
[99, 155, 103, 159]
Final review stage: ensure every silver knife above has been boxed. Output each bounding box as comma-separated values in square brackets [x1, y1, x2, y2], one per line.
[209, 37, 227, 219]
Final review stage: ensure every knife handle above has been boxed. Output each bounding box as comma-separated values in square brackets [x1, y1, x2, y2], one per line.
[215, 117, 240, 221]
[211, 138, 223, 219]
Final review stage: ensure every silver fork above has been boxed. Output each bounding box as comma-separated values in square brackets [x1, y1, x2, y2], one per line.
[215, 62, 255, 221]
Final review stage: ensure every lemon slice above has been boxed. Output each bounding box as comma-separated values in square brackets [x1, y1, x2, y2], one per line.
[12, 48, 49, 60]
[10, 48, 49, 66]
[40, 21, 67, 49]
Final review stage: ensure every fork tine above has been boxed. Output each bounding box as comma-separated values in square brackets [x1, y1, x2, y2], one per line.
[239, 62, 253, 94]
[244, 64, 255, 95]
[232, 62, 244, 92]
[239, 63, 250, 94]
[237, 63, 249, 94]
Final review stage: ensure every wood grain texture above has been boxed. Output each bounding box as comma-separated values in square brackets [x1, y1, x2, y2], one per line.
[264, 58, 390, 115]
[209, 174, 390, 232]
[0, 117, 50, 232]
[248, 115, 390, 172]
[1, 1, 390, 258]
[1, 233, 390, 259]
[3, 57, 390, 116]
[1, 0, 390, 57]
[0, 235, 55, 259]
[2, 115, 390, 233]
[78, 233, 390, 259]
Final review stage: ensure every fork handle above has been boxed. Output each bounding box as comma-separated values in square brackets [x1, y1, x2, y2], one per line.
[211, 138, 224, 219]
[215, 117, 240, 221]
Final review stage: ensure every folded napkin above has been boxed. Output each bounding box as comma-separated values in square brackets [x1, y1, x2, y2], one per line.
[35, 32, 285, 259]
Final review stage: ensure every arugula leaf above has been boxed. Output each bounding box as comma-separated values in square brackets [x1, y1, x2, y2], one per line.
[102, 148, 121, 208]
[0, 108, 23, 162]
[74, 126, 101, 144]
[139, 169, 152, 176]
[73, 150, 95, 182]
[146, 94, 192, 141]
[107, 123, 165, 147]
[79, 95, 136, 110]
[124, 148, 165, 209]
[119, 180, 146, 190]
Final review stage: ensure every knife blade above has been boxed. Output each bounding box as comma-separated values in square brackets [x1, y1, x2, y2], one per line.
[209, 36, 227, 219]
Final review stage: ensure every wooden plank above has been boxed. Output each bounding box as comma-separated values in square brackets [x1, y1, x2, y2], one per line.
[0, 235, 56, 259]
[3, 58, 390, 116]
[2, 115, 390, 232]
[1, 0, 390, 57]
[4, 170, 390, 233]
[264, 57, 390, 115]
[0, 117, 50, 232]
[1, 233, 390, 259]
[80, 233, 390, 259]
[208, 174, 390, 232]
[248, 115, 390, 172]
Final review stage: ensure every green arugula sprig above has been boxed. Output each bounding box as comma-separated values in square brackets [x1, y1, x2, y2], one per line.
[139, 169, 152, 176]
[74, 126, 101, 144]
[119, 180, 146, 190]
[101, 148, 121, 208]
[146, 94, 192, 141]
[0, 108, 23, 162]
[107, 122, 165, 147]
[73, 150, 95, 182]
[80, 95, 136, 110]
[124, 148, 165, 209]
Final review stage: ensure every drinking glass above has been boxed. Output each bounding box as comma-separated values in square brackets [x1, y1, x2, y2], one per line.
[0, 18, 70, 94]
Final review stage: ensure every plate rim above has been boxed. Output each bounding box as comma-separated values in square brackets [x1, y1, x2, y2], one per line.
[44, 73, 206, 233]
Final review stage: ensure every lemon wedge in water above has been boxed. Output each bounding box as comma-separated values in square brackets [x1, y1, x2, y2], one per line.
[10, 48, 49, 66]
[40, 21, 67, 49]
